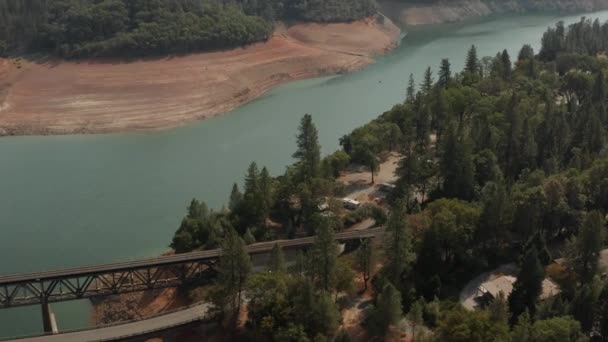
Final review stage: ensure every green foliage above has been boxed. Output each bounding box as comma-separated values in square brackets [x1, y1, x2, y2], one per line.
[565, 211, 606, 283]
[384, 200, 415, 286]
[366, 282, 403, 337]
[293, 114, 322, 182]
[309, 218, 338, 291]
[0, 0, 375, 57]
[355, 239, 374, 291]
[268, 243, 287, 273]
[436, 306, 510, 342]
[170, 198, 227, 253]
[529, 316, 588, 342]
[211, 227, 252, 320]
[247, 273, 341, 340]
[509, 247, 545, 322]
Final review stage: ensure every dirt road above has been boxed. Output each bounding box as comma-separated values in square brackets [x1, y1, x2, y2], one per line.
[0, 18, 399, 136]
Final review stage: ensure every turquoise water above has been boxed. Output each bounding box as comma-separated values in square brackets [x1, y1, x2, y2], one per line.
[1, 10, 608, 338]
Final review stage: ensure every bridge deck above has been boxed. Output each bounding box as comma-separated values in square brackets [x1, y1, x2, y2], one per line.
[0, 228, 383, 285]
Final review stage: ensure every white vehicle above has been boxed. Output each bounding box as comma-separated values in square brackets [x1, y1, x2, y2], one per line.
[342, 197, 360, 210]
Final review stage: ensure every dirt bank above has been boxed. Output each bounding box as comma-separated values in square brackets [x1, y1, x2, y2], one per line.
[0, 17, 399, 136]
[379, 0, 608, 26]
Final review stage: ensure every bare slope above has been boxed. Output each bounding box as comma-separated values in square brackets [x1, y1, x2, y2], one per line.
[0, 18, 399, 136]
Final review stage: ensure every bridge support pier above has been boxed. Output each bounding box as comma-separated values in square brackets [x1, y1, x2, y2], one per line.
[41, 301, 57, 334]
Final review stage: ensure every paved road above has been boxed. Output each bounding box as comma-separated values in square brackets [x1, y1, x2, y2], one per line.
[10, 303, 209, 342]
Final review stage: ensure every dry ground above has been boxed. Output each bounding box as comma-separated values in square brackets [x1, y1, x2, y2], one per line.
[0, 18, 399, 136]
[338, 152, 401, 204]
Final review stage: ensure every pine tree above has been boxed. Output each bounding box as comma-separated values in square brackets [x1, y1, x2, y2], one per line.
[367, 283, 403, 337]
[311, 219, 338, 291]
[440, 124, 475, 200]
[501, 49, 512, 80]
[566, 211, 606, 283]
[518, 44, 535, 62]
[508, 247, 545, 322]
[216, 228, 252, 319]
[488, 291, 510, 324]
[268, 243, 287, 273]
[520, 117, 538, 170]
[511, 310, 532, 341]
[407, 299, 425, 341]
[438, 58, 451, 89]
[259, 166, 273, 223]
[228, 183, 243, 212]
[293, 114, 321, 182]
[421, 66, 433, 96]
[243, 228, 256, 245]
[465, 45, 479, 74]
[187, 198, 203, 219]
[406, 73, 416, 103]
[356, 238, 374, 291]
[504, 94, 522, 178]
[385, 200, 415, 285]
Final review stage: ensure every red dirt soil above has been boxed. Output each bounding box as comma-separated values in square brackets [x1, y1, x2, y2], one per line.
[0, 18, 399, 136]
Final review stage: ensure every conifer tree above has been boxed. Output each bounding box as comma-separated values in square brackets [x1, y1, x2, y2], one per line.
[421, 66, 433, 96]
[385, 200, 415, 285]
[215, 228, 252, 319]
[293, 114, 321, 182]
[406, 73, 416, 103]
[268, 243, 286, 273]
[311, 219, 338, 291]
[508, 247, 545, 322]
[501, 49, 512, 80]
[438, 58, 451, 89]
[356, 238, 374, 291]
[465, 45, 479, 74]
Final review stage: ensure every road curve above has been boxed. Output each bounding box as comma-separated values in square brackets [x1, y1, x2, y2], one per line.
[7, 303, 209, 342]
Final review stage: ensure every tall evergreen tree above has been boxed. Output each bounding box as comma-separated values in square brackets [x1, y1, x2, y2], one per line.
[215, 227, 252, 319]
[438, 58, 451, 89]
[356, 238, 374, 291]
[440, 124, 475, 200]
[465, 45, 479, 74]
[259, 166, 273, 223]
[384, 200, 415, 285]
[366, 283, 403, 337]
[501, 49, 512, 80]
[310, 218, 338, 291]
[406, 73, 416, 103]
[421, 66, 434, 96]
[268, 243, 287, 273]
[509, 247, 545, 322]
[566, 211, 606, 283]
[293, 114, 321, 182]
[229, 183, 243, 213]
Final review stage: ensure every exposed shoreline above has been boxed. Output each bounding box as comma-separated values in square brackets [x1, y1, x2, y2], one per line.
[0, 17, 400, 137]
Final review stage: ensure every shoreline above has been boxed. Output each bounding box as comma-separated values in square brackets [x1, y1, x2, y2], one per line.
[0, 17, 400, 137]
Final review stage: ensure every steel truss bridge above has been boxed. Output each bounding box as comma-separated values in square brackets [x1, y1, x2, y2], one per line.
[0, 228, 383, 333]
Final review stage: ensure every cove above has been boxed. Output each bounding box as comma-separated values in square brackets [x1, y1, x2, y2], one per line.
[1, 10, 608, 338]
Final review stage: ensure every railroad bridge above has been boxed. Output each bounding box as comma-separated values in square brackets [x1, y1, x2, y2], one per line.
[0, 228, 383, 334]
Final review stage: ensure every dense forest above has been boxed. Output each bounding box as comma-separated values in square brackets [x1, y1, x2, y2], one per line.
[0, 0, 376, 58]
[169, 17, 608, 341]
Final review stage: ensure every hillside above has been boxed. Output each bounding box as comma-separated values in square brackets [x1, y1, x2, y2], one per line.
[379, 0, 608, 26]
[0, 18, 399, 136]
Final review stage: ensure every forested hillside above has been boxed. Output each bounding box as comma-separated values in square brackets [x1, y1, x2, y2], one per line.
[0, 0, 376, 58]
[168, 17, 608, 340]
